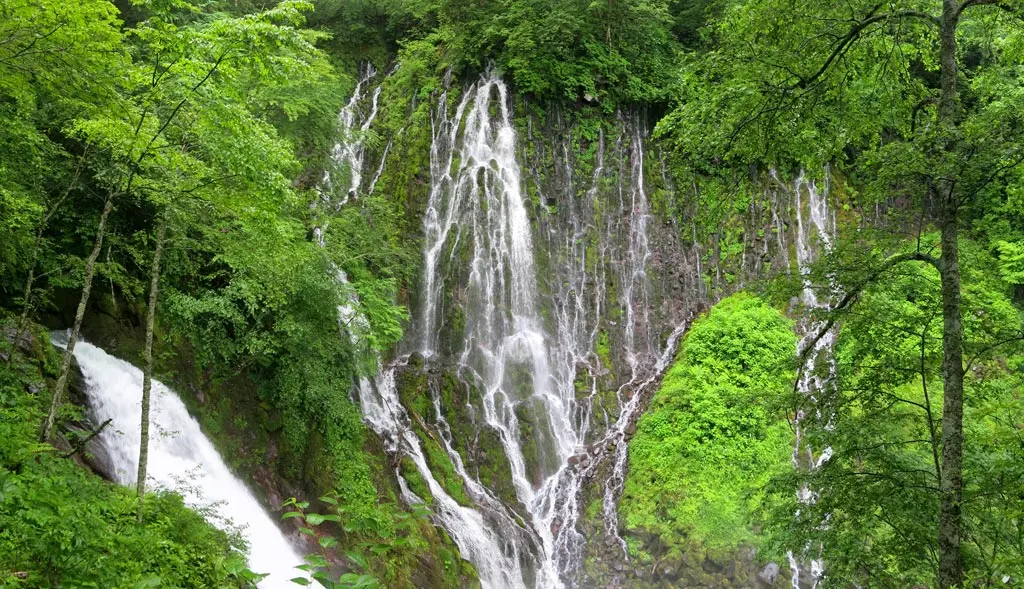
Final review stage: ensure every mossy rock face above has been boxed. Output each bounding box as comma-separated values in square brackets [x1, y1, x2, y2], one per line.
[437, 367, 523, 512]
[416, 428, 472, 507]
[469, 425, 520, 509]
[396, 358, 431, 418]
[400, 455, 432, 502]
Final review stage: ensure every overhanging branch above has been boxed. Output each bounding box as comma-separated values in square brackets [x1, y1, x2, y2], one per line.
[798, 251, 942, 362]
[792, 8, 939, 90]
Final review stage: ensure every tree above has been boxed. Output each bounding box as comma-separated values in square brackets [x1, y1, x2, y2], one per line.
[82, 0, 342, 517]
[657, 1, 1024, 586]
[0, 0, 125, 353]
[766, 237, 1024, 584]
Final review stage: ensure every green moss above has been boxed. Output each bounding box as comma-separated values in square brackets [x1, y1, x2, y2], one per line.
[472, 426, 519, 508]
[400, 456, 432, 503]
[596, 329, 612, 371]
[418, 430, 472, 506]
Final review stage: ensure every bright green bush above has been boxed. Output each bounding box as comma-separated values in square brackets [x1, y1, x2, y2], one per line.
[621, 293, 795, 554]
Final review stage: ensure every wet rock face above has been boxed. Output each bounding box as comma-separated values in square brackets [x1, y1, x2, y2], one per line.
[353, 78, 833, 584]
[759, 562, 781, 585]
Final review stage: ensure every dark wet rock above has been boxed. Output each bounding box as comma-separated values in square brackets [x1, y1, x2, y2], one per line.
[61, 420, 117, 481]
[758, 562, 780, 585]
[702, 555, 725, 574]
[4, 326, 36, 355]
[65, 358, 88, 407]
[83, 436, 116, 481]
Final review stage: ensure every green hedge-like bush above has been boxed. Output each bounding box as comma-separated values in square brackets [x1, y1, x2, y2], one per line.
[622, 293, 795, 555]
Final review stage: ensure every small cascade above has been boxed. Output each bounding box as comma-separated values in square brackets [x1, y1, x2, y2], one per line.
[617, 119, 656, 374]
[541, 127, 607, 575]
[542, 117, 690, 576]
[312, 63, 391, 249]
[51, 333, 305, 589]
[784, 170, 837, 588]
[323, 63, 385, 207]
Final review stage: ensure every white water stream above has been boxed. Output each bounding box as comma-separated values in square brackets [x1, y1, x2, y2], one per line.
[416, 72, 689, 587]
[418, 70, 565, 588]
[52, 333, 305, 588]
[324, 63, 385, 207]
[781, 170, 836, 588]
[324, 67, 532, 589]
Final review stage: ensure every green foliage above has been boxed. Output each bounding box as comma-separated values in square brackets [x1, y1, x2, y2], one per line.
[0, 0, 428, 585]
[0, 322, 250, 588]
[280, 492, 476, 588]
[765, 237, 1024, 585]
[310, 0, 691, 107]
[622, 293, 795, 556]
[0, 0, 124, 294]
[995, 240, 1024, 286]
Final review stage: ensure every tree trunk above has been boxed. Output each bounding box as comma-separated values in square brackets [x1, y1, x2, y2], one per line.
[40, 193, 115, 442]
[937, 1, 964, 586]
[937, 197, 965, 588]
[15, 153, 86, 354]
[136, 214, 167, 524]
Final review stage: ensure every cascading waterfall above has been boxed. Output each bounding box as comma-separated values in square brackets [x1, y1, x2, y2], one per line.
[316, 62, 531, 588]
[784, 170, 836, 589]
[336, 268, 532, 589]
[51, 333, 305, 589]
[540, 117, 690, 574]
[324, 62, 384, 207]
[419, 70, 568, 588]
[417, 74, 692, 587]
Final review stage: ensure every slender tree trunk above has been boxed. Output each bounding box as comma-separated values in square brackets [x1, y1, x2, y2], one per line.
[136, 215, 167, 524]
[40, 193, 115, 442]
[15, 152, 87, 353]
[937, 2, 965, 586]
[938, 198, 965, 588]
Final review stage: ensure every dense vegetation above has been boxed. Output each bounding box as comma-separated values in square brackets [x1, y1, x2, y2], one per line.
[765, 237, 1024, 585]
[623, 294, 795, 557]
[0, 323, 254, 587]
[1, 0, 1022, 587]
[0, 0, 426, 586]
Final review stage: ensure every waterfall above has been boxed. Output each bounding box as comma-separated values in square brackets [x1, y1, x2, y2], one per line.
[51, 333, 305, 588]
[783, 170, 836, 589]
[418, 70, 567, 588]
[540, 117, 690, 575]
[324, 63, 384, 207]
[416, 73, 692, 586]
[318, 65, 533, 588]
[336, 268, 531, 589]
